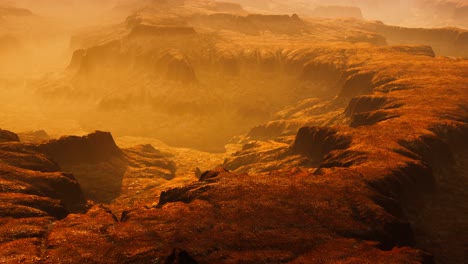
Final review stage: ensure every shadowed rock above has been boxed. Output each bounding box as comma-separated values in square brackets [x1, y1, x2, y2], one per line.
[38, 131, 125, 203]
[291, 127, 352, 167]
[68, 49, 86, 70]
[0, 129, 19, 143]
[158, 182, 215, 207]
[350, 110, 400, 127]
[17, 130, 50, 143]
[164, 249, 198, 264]
[345, 95, 403, 117]
[374, 24, 468, 56]
[38, 131, 122, 166]
[339, 71, 376, 98]
[199, 167, 229, 181]
[0, 139, 87, 217]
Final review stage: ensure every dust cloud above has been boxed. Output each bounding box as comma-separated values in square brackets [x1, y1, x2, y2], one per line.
[0, 0, 466, 150]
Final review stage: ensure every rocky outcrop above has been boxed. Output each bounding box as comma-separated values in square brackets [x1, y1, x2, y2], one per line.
[157, 169, 230, 208]
[17, 130, 50, 143]
[290, 126, 352, 167]
[33, 131, 178, 205]
[38, 131, 125, 203]
[0, 135, 87, 218]
[38, 131, 122, 166]
[0, 129, 19, 143]
[129, 24, 196, 38]
[344, 95, 402, 117]
[338, 71, 376, 98]
[199, 167, 230, 181]
[194, 13, 304, 35]
[164, 249, 199, 264]
[350, 110, 399, 127]
[49, 9, 458, 153]
[373, 23, 468, 56]
[67, 48, 86, 70]
[154, 49, 198, 83]
[247, 121, 288, 141]
[123, 144, 176, 180]
[345, 32, 387, 46]
[345, 96, 403, 127]
[300, 61, 343, 86]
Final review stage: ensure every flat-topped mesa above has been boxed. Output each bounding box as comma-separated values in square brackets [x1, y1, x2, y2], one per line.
[38, 131, 123, 166]
[344, 95, 403, 127]
[373, 24, 468, 56]
[129, 24, 196, 38]
[246, 13, 303, 24]
[206, 1, 246, 13]
[195, 13, 304, 35]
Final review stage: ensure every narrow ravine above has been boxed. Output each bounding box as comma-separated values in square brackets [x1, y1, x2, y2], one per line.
[405, 149, 468, 264]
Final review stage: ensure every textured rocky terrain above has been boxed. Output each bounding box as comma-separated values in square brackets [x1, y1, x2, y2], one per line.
[0, 0, 467, 263]
[229, 0, 468, 29]
[32, 1, 468, 152]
